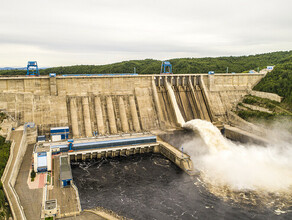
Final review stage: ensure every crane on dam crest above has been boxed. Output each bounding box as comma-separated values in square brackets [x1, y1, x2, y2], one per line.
[26, 61, 39, 76]
[160, 61, 173, 74]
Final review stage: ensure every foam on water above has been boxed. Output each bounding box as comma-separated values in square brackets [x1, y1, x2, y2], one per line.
[183, 119, 292, 193]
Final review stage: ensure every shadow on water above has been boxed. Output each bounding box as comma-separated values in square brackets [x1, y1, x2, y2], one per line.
[71, 153, 291, 220]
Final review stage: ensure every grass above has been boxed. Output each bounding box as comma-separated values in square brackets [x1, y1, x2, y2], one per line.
[0, 136, 11, 218]
[47, 173, 51, 184]
[236, 95, 292, 133]
[242, 95, 290, 112]
[235, 109, 292, 131]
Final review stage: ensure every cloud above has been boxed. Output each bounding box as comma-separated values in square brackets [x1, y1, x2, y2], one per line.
[0, 0, 292, 67]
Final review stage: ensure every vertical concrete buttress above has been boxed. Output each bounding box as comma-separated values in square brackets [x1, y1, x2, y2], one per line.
[129, 96, 140, 132]
[151, 80, 164, 123]
[118, 97, 129, 132]
[70, 98, 79, 138]
[106, 96, 117, 134]
[94, 97, 105, 135]
[82, 97, 92, 137]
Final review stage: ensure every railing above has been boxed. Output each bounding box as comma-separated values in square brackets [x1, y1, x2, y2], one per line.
[72, 183, 82, 213]
[40, 184, 48, 219]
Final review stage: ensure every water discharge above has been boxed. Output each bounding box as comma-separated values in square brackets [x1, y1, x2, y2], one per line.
[165, 81, 185, 126]
[183, 119, 292, 213]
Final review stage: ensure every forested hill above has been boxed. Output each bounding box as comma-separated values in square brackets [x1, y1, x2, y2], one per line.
[1, 51, 291, 108]
[254, 56, 292, 109]
[1, 50, 292, 75]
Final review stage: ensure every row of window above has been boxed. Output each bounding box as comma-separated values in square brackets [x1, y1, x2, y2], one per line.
[55, 136, 157, 153]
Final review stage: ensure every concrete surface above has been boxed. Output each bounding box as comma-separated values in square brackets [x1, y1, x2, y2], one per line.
[241, 103, 273, 113]
[14, 144, 43, 220]
[250, 90, 282, 102]
[225, 125, 268, 145]
[0, 74, 265, 137]
[62, 211, 105, 220]
[48, 156, 80, 218]
[1, 130, 24, 220]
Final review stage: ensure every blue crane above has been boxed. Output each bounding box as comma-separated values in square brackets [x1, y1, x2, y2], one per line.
[26, 61, 39, 76]
[160, 61, 173, 74]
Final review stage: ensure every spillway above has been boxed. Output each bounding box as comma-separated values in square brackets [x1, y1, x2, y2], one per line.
[155, 75, 212, 127]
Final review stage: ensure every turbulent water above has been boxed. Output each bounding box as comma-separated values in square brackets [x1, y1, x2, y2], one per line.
[183, 119, 292, 215]
[71, 119, 292, 219]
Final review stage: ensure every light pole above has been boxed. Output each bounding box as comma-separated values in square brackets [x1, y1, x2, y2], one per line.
[181, 147, 184, 159]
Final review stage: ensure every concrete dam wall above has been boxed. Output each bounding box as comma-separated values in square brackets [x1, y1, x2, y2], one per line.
[0, 74, 264, 137]
[155, 75, 212, 127]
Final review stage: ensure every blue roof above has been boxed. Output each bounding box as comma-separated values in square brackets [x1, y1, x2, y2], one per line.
[51, 136, 156, 149]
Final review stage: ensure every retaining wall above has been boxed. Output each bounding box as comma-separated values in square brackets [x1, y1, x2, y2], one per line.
[250, 90, 282, 102]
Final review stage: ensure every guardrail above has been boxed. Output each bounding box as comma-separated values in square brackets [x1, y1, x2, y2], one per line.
[40, 185, 48, 219]
[72, 183, 82, 213]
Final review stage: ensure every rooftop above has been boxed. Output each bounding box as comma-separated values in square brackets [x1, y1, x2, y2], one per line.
[45, 200, 57, 210]
[60, 156, 72, 181]
[35, 143, 50, 153]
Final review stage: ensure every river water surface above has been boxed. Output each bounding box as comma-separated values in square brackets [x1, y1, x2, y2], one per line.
[72, 120, 292, 220]
[71, 153, 291, 220]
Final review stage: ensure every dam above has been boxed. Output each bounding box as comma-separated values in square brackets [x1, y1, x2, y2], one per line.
[1, 73, 274, 219]
[0, 73, 263, 135]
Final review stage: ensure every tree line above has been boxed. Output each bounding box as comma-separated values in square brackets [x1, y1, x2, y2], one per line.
[254, 56, 292, 110]
[0, 50, 291, 109]
[1, 51, 292, 76]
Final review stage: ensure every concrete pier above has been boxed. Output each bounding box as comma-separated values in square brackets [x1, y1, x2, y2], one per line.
[152, 80, 164, 125]
[106, 96, 117, 134]
[94, 97, 105, 135]
[118, 97, 129, 132]
[129, 96, 140, 132]
[70, 98, 79, 138]
[67, 139, 193, 175]
[82, 97, 92, 137]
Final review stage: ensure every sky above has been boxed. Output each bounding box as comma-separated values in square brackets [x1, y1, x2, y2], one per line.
[0, 0, 292, 67]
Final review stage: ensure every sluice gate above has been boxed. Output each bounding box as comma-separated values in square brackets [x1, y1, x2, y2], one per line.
[67, 141, 193, 174]
[155, 75, 213, 125]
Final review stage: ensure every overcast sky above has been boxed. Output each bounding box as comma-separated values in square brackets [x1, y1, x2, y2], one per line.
[1, 0, 292, 67]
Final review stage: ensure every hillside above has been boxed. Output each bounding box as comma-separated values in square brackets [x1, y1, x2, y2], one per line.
[254, 57, 292, 110]
[1, 51, 292, 76]
[234, 57, 292, 128]
[0, 113, 11, 219]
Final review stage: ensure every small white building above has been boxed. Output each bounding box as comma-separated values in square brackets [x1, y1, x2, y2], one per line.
[267, 66, 274, 70]
[34, 144, 52, 173]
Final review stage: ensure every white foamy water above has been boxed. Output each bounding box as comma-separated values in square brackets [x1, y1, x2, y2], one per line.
[165, 81, 185, 126]
[183, 119, 292, 192]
